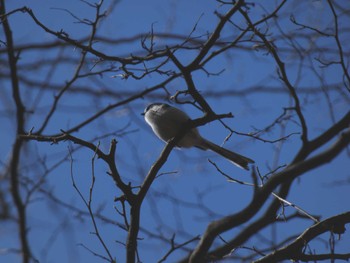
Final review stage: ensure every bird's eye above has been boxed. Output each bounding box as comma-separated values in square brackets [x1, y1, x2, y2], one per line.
[144, 105, 152, 113]
[144, 103, 171, 114]
[145, 103, 157, 113]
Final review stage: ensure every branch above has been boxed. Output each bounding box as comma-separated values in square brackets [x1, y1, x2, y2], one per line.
[167, 0, 244, 114]
[20, 6, 170, 65]
[68, 146, 115, 262]
[299, 253, 350, 262]
[271, 192, 319, 223]
[189, 128, 350, 262]
[21, 130, 135, 202]
[187, 0, 244, 71]
[254, 211, 350, 262]
[126, 112, 233, 262]
[35, 0, 105, 134]
[1, 1, 32, 262]
[295, 110, 350, 162]
[34, 74, 179, 136]
[239, 7, 309, 144]
[158, 235, 200, 263]
[326, 0, 350, 92]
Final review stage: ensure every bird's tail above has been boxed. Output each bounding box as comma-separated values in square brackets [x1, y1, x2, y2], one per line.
[201, 139, 254, 170]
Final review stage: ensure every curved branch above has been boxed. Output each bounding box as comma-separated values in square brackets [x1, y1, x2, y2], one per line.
[254, 211, 350, 263]
[239, 8, 309, 144]
[295, 110, 350, 161]
[189, 128, 350, 262]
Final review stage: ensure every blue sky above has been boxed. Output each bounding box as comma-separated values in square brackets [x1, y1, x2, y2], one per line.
[1, 0, 349, 262]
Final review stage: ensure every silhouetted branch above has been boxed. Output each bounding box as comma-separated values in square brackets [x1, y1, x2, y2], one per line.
[189, 128, 350, 262]
[254, 211, 350, 263]
[1, 1, 32, 262]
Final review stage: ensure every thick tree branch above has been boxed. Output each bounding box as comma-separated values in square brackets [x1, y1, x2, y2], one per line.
[254, 211, 350, 263]
[189, 128, 350, 262]
[1, 1, 32, 262]
[295, 110, 350, 162]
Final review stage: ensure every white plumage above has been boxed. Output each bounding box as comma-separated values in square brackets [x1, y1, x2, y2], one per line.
[143, 103, 254, 170]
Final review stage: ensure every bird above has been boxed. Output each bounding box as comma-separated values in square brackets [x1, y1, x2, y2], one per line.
[142, 103, 254, 170]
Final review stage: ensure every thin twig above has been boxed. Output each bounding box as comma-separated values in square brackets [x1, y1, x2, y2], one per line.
[271, 192, 319, 223]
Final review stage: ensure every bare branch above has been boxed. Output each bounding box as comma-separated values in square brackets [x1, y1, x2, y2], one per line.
[189, 128, 350, 262]
[254, 211, 350, 263]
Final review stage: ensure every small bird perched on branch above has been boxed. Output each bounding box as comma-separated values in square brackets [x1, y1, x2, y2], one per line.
[143, 103, 254, 170]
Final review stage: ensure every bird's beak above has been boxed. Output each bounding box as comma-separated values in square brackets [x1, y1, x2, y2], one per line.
[141, 112, 145, 116]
